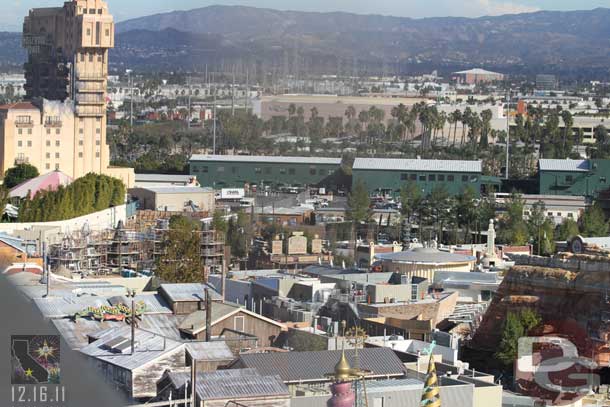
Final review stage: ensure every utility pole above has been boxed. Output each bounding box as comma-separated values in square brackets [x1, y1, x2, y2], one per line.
[128, 289, 136, 354]
[505, 90, 510, 180]
[212, 86, 217, 155]
[231, 68, 236, 116]
[127, 69, 134, 128]
[43, 242, 50, 297]
[187, 75, 192, 129]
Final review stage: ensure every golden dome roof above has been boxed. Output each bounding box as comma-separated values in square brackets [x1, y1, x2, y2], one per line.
[334, 350, 352, 381]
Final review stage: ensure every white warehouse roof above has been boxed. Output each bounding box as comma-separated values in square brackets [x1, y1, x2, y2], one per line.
[353, 158, 482, 173]
[190, 155, 342, 165]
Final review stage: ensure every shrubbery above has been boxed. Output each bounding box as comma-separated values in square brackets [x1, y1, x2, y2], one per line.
[18, 173, 125, 222]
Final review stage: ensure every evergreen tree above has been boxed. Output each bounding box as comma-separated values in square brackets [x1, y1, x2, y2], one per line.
[557, 218, 580, 241]
[580, 204, 609, 237]
[4, 164, 39, 189]
[495, 309, 541, 366]
[156, 215, 203, 283]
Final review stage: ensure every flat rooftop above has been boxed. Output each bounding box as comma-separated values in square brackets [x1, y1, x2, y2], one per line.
[190, 154, 342, 165]
[353, 158, 482, 173]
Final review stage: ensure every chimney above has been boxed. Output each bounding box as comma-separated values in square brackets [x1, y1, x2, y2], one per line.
[205, 288, 212, 342]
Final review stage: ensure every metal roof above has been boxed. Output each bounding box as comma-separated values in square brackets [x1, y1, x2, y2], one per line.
[235, 348, 406, 383]
[34, 296, 110, 319]
[135, 174, 194, 182]
[52, 318, 123, 350]
[376, 247, 476, 265]
[0, 233, 26, 252]
[160, 283, 222, 303]
[108, 293, 172, 314]
[79, 326, 185, 371]
[179, 303, 244, 333]
[139, 314, 185, 341]
[190, 154, 342, 165]
[140, 186, 214, 194]
[195, 370, 289, 401]
[453, 68, 503, 75]
[186, 341, 234, 361]
[538, 159, 590, 172]
[353, 158, 482, 173]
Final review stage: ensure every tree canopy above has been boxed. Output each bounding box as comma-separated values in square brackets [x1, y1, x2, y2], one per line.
[4, 164, 39, 189]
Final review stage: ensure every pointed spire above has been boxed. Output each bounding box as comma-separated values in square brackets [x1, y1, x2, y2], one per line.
[334, 348, 352, 382]
[420, 354, 441, 407]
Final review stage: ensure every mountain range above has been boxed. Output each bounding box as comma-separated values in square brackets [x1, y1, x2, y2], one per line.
[3, 5, 610, 78]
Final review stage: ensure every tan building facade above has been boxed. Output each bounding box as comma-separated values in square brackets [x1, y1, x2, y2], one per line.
[1, 0, 134, 187]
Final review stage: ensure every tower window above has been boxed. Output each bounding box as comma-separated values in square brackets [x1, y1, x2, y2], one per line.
[86, 28, 91, 36]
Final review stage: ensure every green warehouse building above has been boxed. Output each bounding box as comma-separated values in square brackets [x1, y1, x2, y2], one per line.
[538, 159, 610, 198]
[352, 158, 498, 196]
[189, 155, 343, 189]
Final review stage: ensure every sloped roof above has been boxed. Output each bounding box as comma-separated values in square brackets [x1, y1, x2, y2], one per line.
[159, 283, 221, 303]
[376, 247, 476, 265]
[195, 370, 288, 401]
[190, 154, 341, 165]
[179, 302, 285, 335]
[353, 158, 482, 173]
[453, 68, 503, 75]
[9, 170, 73, 199]
[0, 233, 26, 253]
[0, 102, 37, 110]
[539, 159, 590, 172]
[185, 341, 233, 361]
[235, 348, 406, 383]
[79, 326, 184, 371]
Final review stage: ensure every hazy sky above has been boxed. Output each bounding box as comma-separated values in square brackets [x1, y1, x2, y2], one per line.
[5, 0, 610, 30]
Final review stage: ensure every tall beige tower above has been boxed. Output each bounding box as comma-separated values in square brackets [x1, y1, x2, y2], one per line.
[13, 0, 133, 186]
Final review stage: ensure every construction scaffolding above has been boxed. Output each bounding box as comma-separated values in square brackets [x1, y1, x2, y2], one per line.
[47, 217, 225, 278]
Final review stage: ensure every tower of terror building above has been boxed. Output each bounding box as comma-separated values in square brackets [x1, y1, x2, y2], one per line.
[0, 0, 133, 186]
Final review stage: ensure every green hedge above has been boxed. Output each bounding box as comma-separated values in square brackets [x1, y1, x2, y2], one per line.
[18, 173, 125, 222]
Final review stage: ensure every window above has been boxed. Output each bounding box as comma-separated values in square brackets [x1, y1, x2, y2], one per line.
[55, 153, 60, 159]
[79, 128, 84, 134]
[409, 174, 417, 181]
[46, 153, 50, 159]
[565, 175, 574, 183]
[86, 28, 91, 36]
[462, 175, 469, 182]
[45, 163, 50, 170]
[280, 168, 286, 174]
[78, 152, 83, 158]
[401, 173, 408, 181]
[96, 117, 101, 122]
[234, 315, 245, 332]
[82, 8, 87, 13]
[46, 140, 51, 147]
[105, 29, 110, 37]
[193, 167, 199, 173]
[95, 152, 100, 158]
[310, 167, 317, 175]
[80, 53, 85, 62]
[419, 175, 426, 181]
[89, 8, 95, 14]
[601, 177, 607, 183]
[98, 8, 103, 14]
[96, 140, 100, 146]
[202, 166, 208, 173]
[46, 128, 51, 135]
[27, 141, 32, 147]
[17, 129, 22, 135]
[448, 175, 455, 182]
[55, 128, 60, 135]
[55, 140, 60, 147]
[254, 168, 262, 174]
[17, 141, 22, 147]
[438, 174, 445, 181]
[216, 166, 225, 173]
[429, 174, 436, 182]
[568, 213, 574, 218]
[556, 212, 562, 217]
[55, 164, 60, 170]
[16, 115, 31, 124]
[89, 54, 93, 62]
[97, 55, 102, 62]
[289, 168, 295, 175]
[27, 129, 32, 135]
[231, 167, 237, 174]
[470, 175, 478, 182]
[547, 212, 553, 217]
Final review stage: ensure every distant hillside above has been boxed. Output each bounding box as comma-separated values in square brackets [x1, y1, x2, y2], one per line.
[112, 5, 610, 77]
[3, 6, 610, 78]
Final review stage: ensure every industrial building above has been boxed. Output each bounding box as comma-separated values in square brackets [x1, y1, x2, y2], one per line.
[538, 159, 610, 198]
[452, 68, 504, 84]
[352, 158, 499, 196]
[189, 155, 343, 189]
[129, 186, 215, 212]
